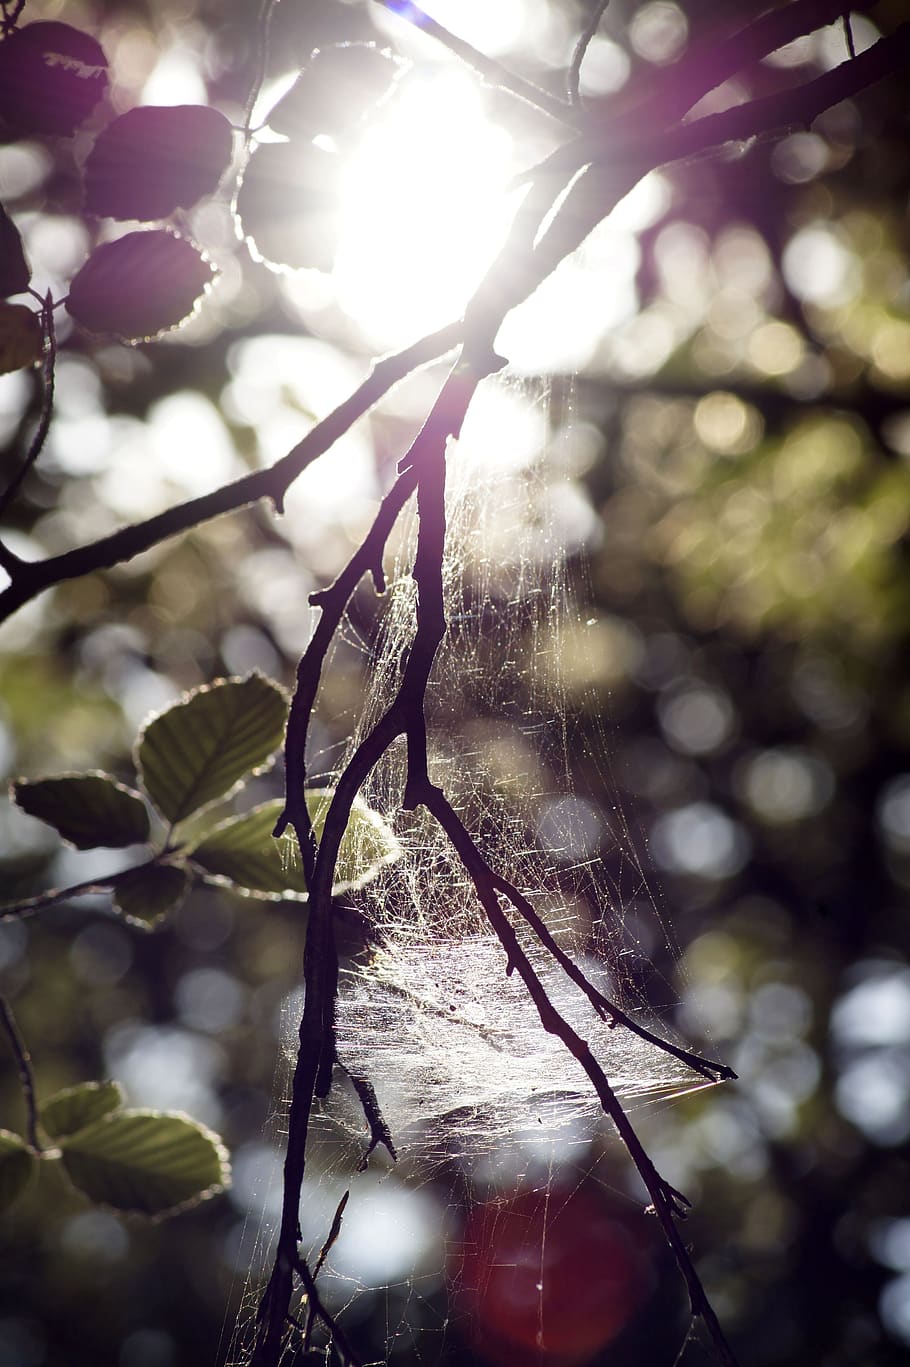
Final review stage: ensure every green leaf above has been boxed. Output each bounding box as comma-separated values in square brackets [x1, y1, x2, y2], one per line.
[11, 773, 151, 849]
[112, 862, 190, 928]
[135, 673, 287, 824]
[189, 800, 309, 898]
[189, 790, 400, 897]
[59, 1111, 229, 1217]
[306, 788, 402, 891]
[40, 1081, 124, 1140]
[0, 1130, 37, 1212]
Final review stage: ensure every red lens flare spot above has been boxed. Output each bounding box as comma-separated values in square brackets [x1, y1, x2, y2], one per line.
[451, 1182, 654, 1366]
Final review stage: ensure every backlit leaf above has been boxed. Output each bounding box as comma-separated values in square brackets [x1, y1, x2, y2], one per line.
[40, 1082, 124, 1141]
[12, 773, 150, 849]
[0, 22, 108, 138]
[268, 44, 399, 140]
[190, 791, 400, 896]
[0, 303, 42, 375]
[0, 1131, 37, 1212]
[236, 141, 340, 273]
[135, 673, 287, 824]
[66, 230, 215, 341]
[112, 862, 190, 928]
[59, 1111, 229, 1217]
[189, 800, 309, 898]
[84, 105, 234, 221]
[306, 787, 402, 890]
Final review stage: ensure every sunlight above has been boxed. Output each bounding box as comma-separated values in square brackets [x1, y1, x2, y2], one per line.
[331, 66, 521, 349]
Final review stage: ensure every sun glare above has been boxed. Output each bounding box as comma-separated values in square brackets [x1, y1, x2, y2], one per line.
[331, 67, 522, 349]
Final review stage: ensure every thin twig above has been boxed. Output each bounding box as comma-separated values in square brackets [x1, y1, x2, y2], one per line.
[303, 1190, 350, 1352]
[487, 871, 735, 1081]
[0, 994, 42, 1152]
[0, 874, 120, 922]
[0, 320, 462, 621]
[242, 0, 279, 145]
[523, 0, 884, 184]
[373, 0, 578, 127]
[0, 294, 57, 522]
[567, 0, 610, 105]
[0, 858, 193, 922]
[294, 1254, 362, 1366]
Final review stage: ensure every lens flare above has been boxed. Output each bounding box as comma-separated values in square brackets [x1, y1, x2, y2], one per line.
[332, 67, 520, 347]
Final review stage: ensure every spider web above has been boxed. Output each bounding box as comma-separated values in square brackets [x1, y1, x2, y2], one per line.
[223, 372, 720, 1366]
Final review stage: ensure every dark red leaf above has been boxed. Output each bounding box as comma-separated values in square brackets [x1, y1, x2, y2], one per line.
[0, 22, 108, 138]
[0, 204, 31, 298]
[66, 230, 215, 341]
[0, 303, 43, 375]
[84, 105, 234, 222]
[268, 43, 399, 141]
[236, 140, 341, 272]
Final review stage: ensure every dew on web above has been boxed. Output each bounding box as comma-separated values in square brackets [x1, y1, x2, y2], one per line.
[223, 373, 724, 1367]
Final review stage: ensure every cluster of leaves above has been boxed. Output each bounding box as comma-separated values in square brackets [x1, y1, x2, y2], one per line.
[8, 672, 400, 925]
[2, 672, 399, 1225]
[0, 14, 403, 363]
[0, 1078, 229, 1218]
[0, 18, 225, 348]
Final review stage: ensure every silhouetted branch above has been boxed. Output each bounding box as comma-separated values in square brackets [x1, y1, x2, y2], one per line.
[0, 321, 462, 623]
[567, 0, 610, 105]
[0, 293, 57, 522]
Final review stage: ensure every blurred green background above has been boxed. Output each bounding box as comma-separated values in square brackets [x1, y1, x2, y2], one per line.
[1, 1, 909, 1364]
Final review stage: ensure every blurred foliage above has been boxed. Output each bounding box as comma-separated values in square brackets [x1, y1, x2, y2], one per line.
[1, 1, 910, 1366]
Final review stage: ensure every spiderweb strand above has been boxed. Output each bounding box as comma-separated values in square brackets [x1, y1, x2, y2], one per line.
[567, 0, 611, 105]
[489, 871, 735, 1083]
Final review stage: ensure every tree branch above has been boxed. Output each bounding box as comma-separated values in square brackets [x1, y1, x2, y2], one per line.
[567, 0, 611, 106]
[0, 321, 462, 624]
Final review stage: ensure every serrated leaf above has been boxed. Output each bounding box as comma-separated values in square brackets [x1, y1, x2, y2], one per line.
[135, 673, 287, 824]
[11, 773, 150, 849]
[59, 1111, 229, 1217]
[84, 105, 234, 221]
[40, 1081, 124, 1140]
[236, 141, 340, 273]
[190, 790, 400, 897]
[112, 862, 190, 928]
[65, 230, 215, 341]
[0, 22, 108, 138]
[0, 205, 31, 298]
[268, 44, 399, 140]
[0, 1130, 37, 1212]
[189, 800, 309, 898]
[0, 302, 42, 375]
